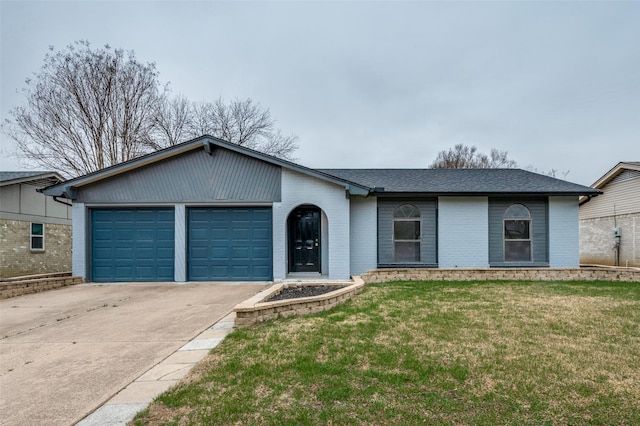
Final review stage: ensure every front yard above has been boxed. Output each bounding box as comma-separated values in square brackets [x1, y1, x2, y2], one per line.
[133, 280, 640, 425]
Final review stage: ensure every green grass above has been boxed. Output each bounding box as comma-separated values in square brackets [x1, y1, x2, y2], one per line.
[133, 281, 640, 425]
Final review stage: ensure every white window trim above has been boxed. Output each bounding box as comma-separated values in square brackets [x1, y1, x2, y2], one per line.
[392, 204, 422, 263]
[503, 204, 532, 262]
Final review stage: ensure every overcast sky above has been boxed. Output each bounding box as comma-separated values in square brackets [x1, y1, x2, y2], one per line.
[1, 1, 639, 186]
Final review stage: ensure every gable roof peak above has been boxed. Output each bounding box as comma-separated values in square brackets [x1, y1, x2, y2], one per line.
[40, 135, 371, 199]
[590, 161, 640, 189]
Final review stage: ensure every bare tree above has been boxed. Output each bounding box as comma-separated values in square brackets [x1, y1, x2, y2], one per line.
[525, 166, 570, 179]
[147, 94, 192, 149]
[3, 41, 166, 177]
[430, 144, 517, 169]
[4, 41, 299, 175]
[256, 129, 299, 160]
[151, 97, 299, 160]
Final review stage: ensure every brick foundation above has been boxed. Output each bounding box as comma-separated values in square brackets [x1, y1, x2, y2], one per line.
[362, 267, 640, 283]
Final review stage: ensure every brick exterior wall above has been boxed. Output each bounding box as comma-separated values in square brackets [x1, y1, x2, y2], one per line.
[273, 169, 351, 280]
[349, 196, 377, 275]
[71, 203, 86, 278]
[362, 267, 640, 283]
[549, 196, 580, 267]
[0, 219, 72, 279]
[438, 197, 489, 267]
[580, 213, 639, 267]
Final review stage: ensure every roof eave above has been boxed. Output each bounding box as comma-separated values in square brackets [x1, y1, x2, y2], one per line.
[41, 135, 372, 199]
[591, 162, 640, 189]
[41, 138, 207, 198]
[0, 172, 65, 187]
[373, 190, 602, 197]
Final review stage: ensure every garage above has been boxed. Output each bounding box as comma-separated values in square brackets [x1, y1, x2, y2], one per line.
[188, 207, 272, 281]
[91, 208, 175, 282]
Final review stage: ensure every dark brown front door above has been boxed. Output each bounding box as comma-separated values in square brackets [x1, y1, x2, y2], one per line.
[289, 207, 321, 273]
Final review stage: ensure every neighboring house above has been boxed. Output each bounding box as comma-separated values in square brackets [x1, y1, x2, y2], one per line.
[579, 162, 640, 267]
[42, 136, 599, 282]
[0, 171, 72, 278]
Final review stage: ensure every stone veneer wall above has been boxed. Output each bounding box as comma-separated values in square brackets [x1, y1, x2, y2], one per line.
[362, 267, 640, 283]
[0, 219, 72, 279]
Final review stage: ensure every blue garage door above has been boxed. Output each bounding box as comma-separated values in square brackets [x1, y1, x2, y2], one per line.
[188, 208, 272, 281]
[91, 209, 175, 282]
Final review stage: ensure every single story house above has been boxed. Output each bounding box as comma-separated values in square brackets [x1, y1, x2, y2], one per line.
[42, 135, 600, 282]
[580, 162, 640, 267]
[1, 171, 72, 278]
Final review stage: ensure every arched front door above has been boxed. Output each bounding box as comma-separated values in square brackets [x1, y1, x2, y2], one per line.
[288, 206, 321, 273]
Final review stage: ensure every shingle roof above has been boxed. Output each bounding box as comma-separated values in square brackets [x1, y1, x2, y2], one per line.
[318, 168, 600, 195]
[0, 171, 64, 187]
[37, 134, 599, 198]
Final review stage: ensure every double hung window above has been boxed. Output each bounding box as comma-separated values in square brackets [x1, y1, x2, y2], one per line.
[31, 223, 44, 251]
[393, 204, 421, 262]
[503, 204, 531, 261]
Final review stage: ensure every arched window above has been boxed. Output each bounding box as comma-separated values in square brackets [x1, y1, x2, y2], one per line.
[393, 204, 421, 262]
[503, 204, 531, 262]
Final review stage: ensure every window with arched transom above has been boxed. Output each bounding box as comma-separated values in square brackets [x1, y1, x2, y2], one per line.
[503, 204, 531, 262]
[393, 204, 421, 262]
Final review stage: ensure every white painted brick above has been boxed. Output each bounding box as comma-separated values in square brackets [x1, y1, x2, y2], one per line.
[174, 204, 186, 282]
[72, 203, 86, 279]
[438, 197, 489, 267]
[349, 196, 377, 275]
[549, 196, 579, 267]
[273, 169, 351, 280]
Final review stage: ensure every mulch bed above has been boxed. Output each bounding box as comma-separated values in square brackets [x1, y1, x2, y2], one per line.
[266, 285, 347, 302]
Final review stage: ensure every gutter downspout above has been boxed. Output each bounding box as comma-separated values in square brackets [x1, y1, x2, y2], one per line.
[579, 194, 597, 206]
[53, 196, 73, 207]
[37, 187, 74, 207]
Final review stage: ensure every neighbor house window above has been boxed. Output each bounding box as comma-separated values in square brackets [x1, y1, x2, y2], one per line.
[30, 223, 45, 251]
[503, 204, 531, 261]
[393, 204, 421, 262]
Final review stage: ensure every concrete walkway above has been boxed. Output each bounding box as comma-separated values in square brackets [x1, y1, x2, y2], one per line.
[76, 311, 238, 425]
[0, 282, 267, 426]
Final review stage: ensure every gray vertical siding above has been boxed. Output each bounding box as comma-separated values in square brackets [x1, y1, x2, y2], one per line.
[76, 147, 281, 203]
[377, 198, 437, 266]
[489, 197, 548, 266]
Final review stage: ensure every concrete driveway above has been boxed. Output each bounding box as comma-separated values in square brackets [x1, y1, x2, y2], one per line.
[0, 282, 267, 426]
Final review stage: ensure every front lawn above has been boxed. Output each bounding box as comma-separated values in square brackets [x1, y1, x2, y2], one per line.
[133, 281, 640, 425]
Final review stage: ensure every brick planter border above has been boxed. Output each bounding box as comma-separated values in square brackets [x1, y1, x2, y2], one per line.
[234, 277, 365, 327]
[362, 267, 640, 284]
[0, 272, 84, 299]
